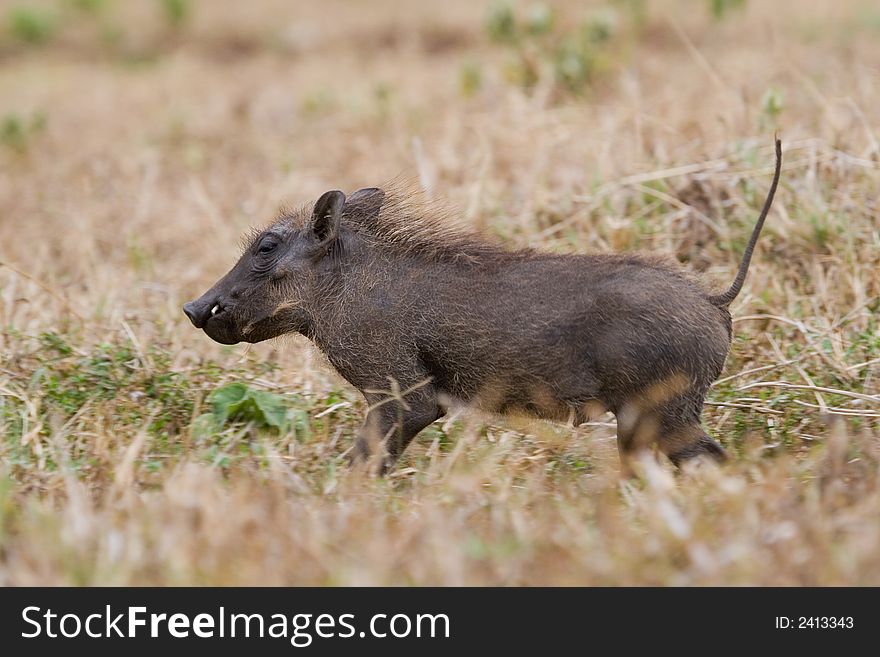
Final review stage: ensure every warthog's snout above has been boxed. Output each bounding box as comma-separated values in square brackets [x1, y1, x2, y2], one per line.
[182, 298, 223, 329]
[183, 295, 240, 344]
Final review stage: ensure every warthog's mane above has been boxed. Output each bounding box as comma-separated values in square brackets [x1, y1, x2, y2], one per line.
[264, 180, 515, 264]
[253, 183, 686, 276]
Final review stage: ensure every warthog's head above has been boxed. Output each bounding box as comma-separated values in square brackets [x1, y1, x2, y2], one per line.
[183, 188, 381, 345]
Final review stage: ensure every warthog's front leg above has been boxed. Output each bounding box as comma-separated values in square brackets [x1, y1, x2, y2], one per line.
[350, 381, 444, 475]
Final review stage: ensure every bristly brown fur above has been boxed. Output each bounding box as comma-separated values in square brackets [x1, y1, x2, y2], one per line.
[271, 180, 511, 263]
[349, 180, 510, 263]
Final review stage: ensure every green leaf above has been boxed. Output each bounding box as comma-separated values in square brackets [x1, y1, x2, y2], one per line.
[207, 383, 290, 432]
[250, 390, 288, 431]
[209, 382, 248, 426]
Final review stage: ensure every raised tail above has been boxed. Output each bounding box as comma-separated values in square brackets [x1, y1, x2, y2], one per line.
[707, 138, 782, 308]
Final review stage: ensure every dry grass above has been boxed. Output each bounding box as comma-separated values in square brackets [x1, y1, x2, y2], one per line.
[0, 0, 878, 585]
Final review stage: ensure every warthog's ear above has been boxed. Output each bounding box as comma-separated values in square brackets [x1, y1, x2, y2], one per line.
[344, 187, 385, 222]
[310, 190, 346, 243]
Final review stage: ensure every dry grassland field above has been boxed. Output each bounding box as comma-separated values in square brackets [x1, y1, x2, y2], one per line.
[0, 0, 879, 586]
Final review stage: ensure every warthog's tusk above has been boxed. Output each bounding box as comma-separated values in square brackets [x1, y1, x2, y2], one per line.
[211, 305, 219, 316]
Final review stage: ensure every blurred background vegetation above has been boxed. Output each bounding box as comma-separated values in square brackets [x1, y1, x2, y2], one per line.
[0, 0, 878, 585]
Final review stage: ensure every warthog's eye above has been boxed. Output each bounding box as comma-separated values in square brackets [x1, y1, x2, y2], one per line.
[258, 239, 278, 254]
